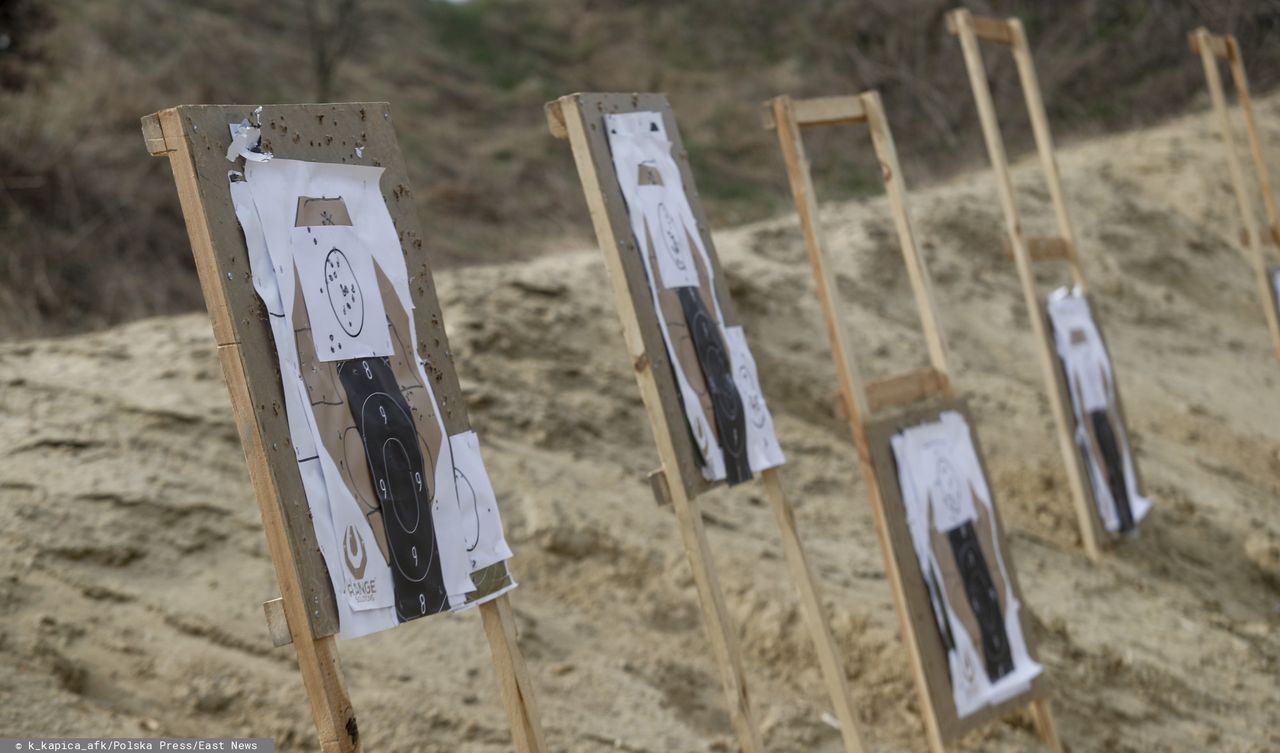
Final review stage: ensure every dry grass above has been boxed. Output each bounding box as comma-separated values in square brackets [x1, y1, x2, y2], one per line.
[1, 0, 1279, 336]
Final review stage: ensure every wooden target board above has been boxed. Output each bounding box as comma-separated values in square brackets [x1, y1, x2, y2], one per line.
[947, 9, 1153, 561]
[764, 91, 1062, 753]
[142, 103, 545, 753]
[547, 92, 867, 753]
[1188, 28, 1280, 363]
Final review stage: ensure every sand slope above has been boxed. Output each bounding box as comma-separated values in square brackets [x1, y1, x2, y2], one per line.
[1, 95, 1278, 752]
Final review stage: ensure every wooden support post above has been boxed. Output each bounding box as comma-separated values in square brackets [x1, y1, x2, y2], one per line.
[760, 468, 866, 753]
[768, 93, 947, 753]
[766, 86, 1062, 752]
[949, 8, 1104, 563]
[551, 92, 872, 753]
[147, 106, 360, 753]
[549, 95, 765, 753]
[1190, 27, 1280, 363]
[481, 598, 549, 753]
[1029, 698, 1065, 753]
[1008, 19, 1087, 287]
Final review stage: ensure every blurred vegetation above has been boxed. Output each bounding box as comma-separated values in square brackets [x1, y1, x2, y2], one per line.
[1, 0, 1279, 335]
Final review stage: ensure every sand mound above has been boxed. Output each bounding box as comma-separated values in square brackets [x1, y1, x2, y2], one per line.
[1, 95, 1278, 752]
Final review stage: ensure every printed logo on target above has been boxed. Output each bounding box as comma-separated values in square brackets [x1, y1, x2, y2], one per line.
[342, 525, 378, 603]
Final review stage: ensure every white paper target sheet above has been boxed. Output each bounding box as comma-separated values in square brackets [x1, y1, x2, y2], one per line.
[230, 156, 514, 639]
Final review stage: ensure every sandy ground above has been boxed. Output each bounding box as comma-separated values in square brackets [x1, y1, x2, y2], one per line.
[2, 93, 1279, 753]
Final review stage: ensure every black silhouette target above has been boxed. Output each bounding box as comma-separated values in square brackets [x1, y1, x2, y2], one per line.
[338, 357, 448, 621]
[324, 248, 365, 337]
[945, 521, 1014, 682]
[676, 286, 751, 485]
[1089, 410, 1135, 532]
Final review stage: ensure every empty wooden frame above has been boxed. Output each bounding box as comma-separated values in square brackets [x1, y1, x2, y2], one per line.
[142, 103, 545, 753]
[947, 8, 1149, 561]
[1188, 27, 1280, 362]
[764, 90, 1062, 753]
[547, 92, 866, 753]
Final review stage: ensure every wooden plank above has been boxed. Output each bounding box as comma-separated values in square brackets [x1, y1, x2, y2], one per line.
[767, 93, 947, 752]
[217, 338, 360, 753]
[791, 96, 869, 129]
[1029, 699, 1066, 753]
[544, 100, 569, 139]
[263, 597, 291, 648]
[1009, 20, 1086, 287]
[141, 113, 170, 156]
[769, 82, 1061, 751]
[865, 367, 949, 415]
[767, 96, 873, 429]
[1191, 29, 1280, 362]
[1002, 235, 1072, 263]
[1237, 228, 1280, 250]
[647, 467, 673, 507]
[1228, 34, 1280, 236]
[481, 597, 550, 753]
[864, 400, 1050, 745]
[861, 91, 953, 378]
[550, 93, 764, 753]
[145, 101, 540, 753]
[760, 468, 867, 753]
[1187, 28, 1231, 59]
[761, 96, 868, 131]
[950, 8, 1103, 563]
[1028, 236, 1071, 262]
[946, 12, 1014, 46]
[1227, 34, 1280, 360]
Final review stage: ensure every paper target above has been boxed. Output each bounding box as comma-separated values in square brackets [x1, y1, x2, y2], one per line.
[324, 248, 364, 337]
[676, 287, 751, 484]
[293, 224, 392, 363]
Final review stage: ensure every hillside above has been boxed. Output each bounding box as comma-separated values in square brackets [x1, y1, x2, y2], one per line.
[1, 87, 1278, 750]
[3, 0, 1280, 335]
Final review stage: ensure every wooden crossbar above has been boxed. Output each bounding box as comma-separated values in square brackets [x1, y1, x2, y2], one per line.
[865, 367, 949, 414]
[548, 92, 868, 753]
[1003, 235, 1073, 263]
[762, 95, 868, 130]
[1190, 27, 1280, 363]
[1188, 30, 1232, 60]
[946, 12, 1015, 46]
[765, 89, 1058, 753]
[1240, 226, 1280, 249]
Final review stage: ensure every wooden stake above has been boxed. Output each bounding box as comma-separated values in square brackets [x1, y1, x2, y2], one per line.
[549, 94, 765, 753]
[1008, 20, 1087, 288]
[760, 469, 867, 753]
[1226, 36, 1280, 237]
[768, 93, 947, 753]
[480, 598, 549, 753]
[551, 92, 874, 753]
[766, 87, 1061, 751]
[949, 8, 1104, 563]
[148, 107, 361, 753]
[862, 91, 954, 378]
[1191, 28, 1280, 363]
[1029, 699, 1065, 753]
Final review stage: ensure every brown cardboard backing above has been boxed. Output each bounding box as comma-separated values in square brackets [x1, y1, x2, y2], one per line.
[864, 398, 1048, 742]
